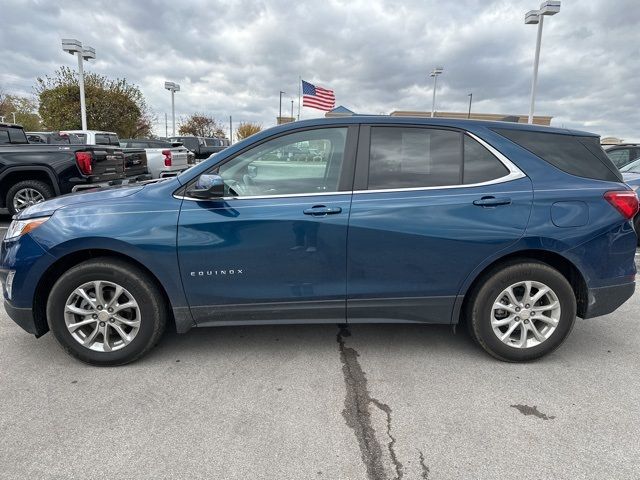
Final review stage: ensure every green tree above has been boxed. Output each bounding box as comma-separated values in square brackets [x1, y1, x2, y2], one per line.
[0, 90, 43, 131]
[178, 113, 225, 137]
[35, 67, 152, 137]
[235, 122, 262, 141]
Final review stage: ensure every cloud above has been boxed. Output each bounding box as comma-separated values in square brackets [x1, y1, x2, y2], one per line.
[1, 0, 638, 140]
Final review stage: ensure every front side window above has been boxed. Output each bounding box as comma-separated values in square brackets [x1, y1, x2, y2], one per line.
[214, 128, 347, 197]
[368, 127, 462, 189]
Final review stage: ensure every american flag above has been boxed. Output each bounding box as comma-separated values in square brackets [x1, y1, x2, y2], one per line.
[302, 80, 335, 111]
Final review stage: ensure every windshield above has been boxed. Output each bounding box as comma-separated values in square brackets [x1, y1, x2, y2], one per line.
[620, 157, 640, 173]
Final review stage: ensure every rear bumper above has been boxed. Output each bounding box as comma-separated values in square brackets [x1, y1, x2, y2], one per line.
[3, 300, 44, 337]
[71, 173, 152, 192]
[582, 281, 635, 319]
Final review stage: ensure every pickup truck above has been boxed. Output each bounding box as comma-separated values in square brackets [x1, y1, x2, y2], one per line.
[166, 135, 227, 160]
[61, 130, 150, 180]
[0, 123, 150, 214]
[120, 138, 190, 178]
[26, 131, 83, 145]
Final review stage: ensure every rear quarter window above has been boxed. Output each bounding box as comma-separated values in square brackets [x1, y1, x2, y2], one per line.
[493, 128, 621, 182]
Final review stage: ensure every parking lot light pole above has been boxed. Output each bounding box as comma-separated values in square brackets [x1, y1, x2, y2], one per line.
[430, 67, 444, 118]
[525, 1, 561, 124]
[62, 39, 95, 130]
[164, 82, 180, 136]
[467, 93, 473, 119]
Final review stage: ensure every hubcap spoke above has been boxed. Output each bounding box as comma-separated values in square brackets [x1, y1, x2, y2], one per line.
[113, 314, 140, 328]
[65, 304, 95, 316]
[68, 318, 97, 332]
[532, 313, 558, 327]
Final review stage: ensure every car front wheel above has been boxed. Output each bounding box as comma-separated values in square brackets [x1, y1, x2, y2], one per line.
[467, 261, 576, 362]
[46, 258, 167, 366]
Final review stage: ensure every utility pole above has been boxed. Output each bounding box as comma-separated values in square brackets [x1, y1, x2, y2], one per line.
[467, 93, 473, 119]
[229, 115, 233, 144]
[165, 113, 168, 138]
[290, 100, 294, 120]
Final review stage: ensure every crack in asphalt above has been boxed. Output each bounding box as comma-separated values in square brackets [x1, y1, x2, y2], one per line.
[510, 404, 556, 420]
[337, 325, 404, 480]
[418, 450, 430, 479]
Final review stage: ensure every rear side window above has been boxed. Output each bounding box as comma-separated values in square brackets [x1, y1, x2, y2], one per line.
[0, 130, 10, 144]
[463, 135, 509, 184]
[493, 128, 621, 182]
[606, 149, 630, 168]
[95, 134, 111, 145]
[368, 127, 462, 189]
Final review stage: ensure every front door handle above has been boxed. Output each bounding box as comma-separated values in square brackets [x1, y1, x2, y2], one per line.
[303, 205, 343, 216]
[473, 196, 512, 207]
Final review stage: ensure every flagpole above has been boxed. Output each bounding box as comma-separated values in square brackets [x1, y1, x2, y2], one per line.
[297, 76, 301, 121]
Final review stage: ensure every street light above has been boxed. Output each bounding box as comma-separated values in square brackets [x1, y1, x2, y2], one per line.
[525, 0, 561, 124]
[164, 81, 180, 136]
[62, 38, 96, 130]
[467, 93, 473, 119]
[429, 66, 444, 118]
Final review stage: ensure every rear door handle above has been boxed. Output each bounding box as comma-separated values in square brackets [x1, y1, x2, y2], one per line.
[303, 205, 343, 216]
[473, 196, 512, 207]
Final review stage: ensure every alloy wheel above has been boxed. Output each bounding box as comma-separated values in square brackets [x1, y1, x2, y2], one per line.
[13, 188, 45, 212]
[64, 280, 141, 352]
[491, 280, 561, 349]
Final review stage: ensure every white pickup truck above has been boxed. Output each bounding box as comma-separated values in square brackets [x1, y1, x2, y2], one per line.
[120, 138, 190, 178]
[61, 130, 188, 179]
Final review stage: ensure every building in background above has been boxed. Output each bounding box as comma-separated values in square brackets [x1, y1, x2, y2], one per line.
[601, 136, 624, 145]
[389, 110, 552, 125]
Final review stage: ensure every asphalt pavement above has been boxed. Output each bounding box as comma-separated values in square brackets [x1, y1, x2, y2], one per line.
[1, 213, 639, 479]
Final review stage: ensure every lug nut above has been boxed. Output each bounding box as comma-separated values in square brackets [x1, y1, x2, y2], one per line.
[108, 308, 113, 313]
[92, 314, 98, 319]
[525, 304, 530, 308]
[516, 307, 521, 312]
[515, 316, 520, 321]
[524, 319, 529, 324]
[97, 306, 103, 310]
[109, 318, 114, 323]
[99, 321, 105, 326]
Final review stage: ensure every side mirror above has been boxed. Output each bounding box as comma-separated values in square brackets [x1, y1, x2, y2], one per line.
[190, 174, 225, 199]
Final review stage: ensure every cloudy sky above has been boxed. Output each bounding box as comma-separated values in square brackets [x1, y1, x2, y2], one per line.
[1, 0, 638, 140]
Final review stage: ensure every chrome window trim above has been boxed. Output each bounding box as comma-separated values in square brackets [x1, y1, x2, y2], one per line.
[176, 131, 526, 202]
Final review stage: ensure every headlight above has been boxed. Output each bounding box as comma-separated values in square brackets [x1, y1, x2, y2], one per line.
[4, 216, 51, 241]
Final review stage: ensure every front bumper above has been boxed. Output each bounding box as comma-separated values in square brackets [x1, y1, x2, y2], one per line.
[71, 173, 152, 192]
[3, 300, 45, 336]
[582, 281, 635, 319]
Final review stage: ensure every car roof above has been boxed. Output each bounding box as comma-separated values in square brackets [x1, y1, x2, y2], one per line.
[264, 116, 598, 137]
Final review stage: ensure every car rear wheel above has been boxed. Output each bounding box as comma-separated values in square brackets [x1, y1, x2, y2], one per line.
[6, 180, 54, 215]
[466, 261, 576, 362]
[47, 258, 167, 366]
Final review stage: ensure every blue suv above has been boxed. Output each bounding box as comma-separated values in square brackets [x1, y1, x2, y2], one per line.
[1, 117, 637, 365]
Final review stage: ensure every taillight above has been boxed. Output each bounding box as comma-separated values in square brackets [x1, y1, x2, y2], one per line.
[162, 149, 172, 167]
[75, 151, 93, 175]
[604, 191, 639, 219]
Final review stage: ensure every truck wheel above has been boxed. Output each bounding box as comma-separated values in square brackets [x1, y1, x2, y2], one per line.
[46, 258, 167, 366]
[6, 180, 54, 215]
[466, 261, 576, 362]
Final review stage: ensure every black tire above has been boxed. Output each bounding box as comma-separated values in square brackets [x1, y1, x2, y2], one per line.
[46, 258, 167, 366]
[466, 260, 576, 362]
[6, 179, 54, 215]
